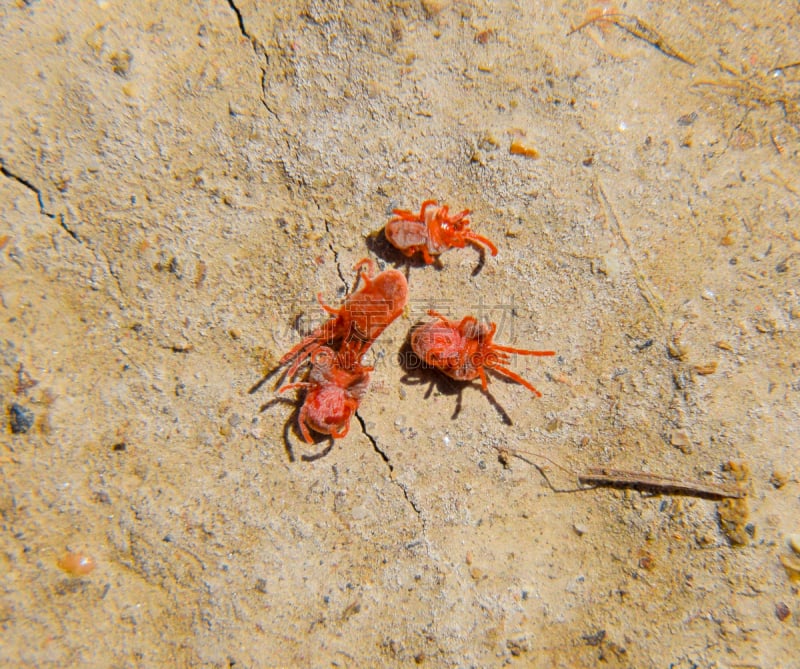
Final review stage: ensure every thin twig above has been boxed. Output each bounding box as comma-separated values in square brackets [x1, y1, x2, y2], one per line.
[569, 12, 693, 65]
[579, 467, 744, 499]
[595, 181, 666, 324]
[494, 446, 744, 499]
[493, 445, 586, 493]
[769, 61, 800, 75]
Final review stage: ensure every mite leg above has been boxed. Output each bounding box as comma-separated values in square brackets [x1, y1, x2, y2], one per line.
[488, 363, 543, 397]
[465, 231, 498, 256]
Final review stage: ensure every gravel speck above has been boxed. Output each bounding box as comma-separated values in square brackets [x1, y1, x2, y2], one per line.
[9, 403, 34, 434]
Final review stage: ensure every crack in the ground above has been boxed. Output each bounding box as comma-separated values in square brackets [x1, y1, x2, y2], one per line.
[1, 158, 130, 307]
[259, 63, 280, 120]
[323, 218, 348, 289]
[224, 0, 279, 121]
[58, 216, 81, 243]
[1, 158, 81, 243]
[355, 411, 423, 519]
[97, 247, 127, 301]
[356, 411, 391, 469]
[220, 0, 421, 525]
[225, 0, 250, 40]
[1, 160, 46, 212]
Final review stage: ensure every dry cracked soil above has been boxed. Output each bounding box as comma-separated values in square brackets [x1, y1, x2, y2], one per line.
[1, 1, 799, 667]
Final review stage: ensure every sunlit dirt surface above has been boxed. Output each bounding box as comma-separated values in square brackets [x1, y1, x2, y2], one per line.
[1, 1, 799, 666]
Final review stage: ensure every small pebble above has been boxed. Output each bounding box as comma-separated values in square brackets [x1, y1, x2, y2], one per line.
[509, 139, 540, 159]
[475, 29, 493, 45]
[470, 150, 486, 165]
[788, 534, 800, 555]
[544, 418, 562, 432]
[421, 0, 450, 16]
[696, 532, 715, 547]
[769, 470, 789, 488]
[573, 523, 588, 536]
[638, 553, 655, 571]
[667, 338, 689, 361]
[780, 554, 800, 582]
[670, 430, 692, 453]
[57, 551, 96, 576]
[94, 490, 112, 504]
[109, 50, 132, 77]
[775, 601, 791, 622]
[9, 403, 34, 434]
[693, 361, 718, 375]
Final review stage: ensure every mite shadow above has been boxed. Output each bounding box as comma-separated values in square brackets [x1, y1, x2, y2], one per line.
[250, 367, 335, 462]
[364, 229, 489, 276]
[364, 229, 437, 271]
[397, 330, 512, 426]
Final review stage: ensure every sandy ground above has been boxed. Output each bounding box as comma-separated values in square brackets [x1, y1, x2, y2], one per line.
[1, 0, 799, 666]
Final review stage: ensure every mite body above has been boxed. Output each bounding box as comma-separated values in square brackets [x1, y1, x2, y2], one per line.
[411, 310, 555, 397]
[280, 258, 408, 377]
[385, 200, 498, 264]
[280, 347, 371, 443]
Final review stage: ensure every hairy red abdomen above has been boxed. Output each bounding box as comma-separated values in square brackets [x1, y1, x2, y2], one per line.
[412, 320, 480, 381]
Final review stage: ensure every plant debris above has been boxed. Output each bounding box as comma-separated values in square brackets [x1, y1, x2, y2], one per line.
[494, 446, 743, 499]
[578, 467, 743, 499]
[569, 12, 694, 65]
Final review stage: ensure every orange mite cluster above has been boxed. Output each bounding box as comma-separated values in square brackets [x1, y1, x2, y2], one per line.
[274, 200, 554, 448]
[278, 259, 408, 443]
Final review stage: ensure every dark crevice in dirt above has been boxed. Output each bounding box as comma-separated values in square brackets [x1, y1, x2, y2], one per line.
[356, 411, 423, 519]
[98, 248, 127, 301]
[1, 158, 129, 308]
[401, 483, 423, 518]
[356, 411, 391, 469]
[259, 65, 280, 120]
[225, 0, 250, 40]
[58, 215, 81, 243]
[1, 158, 81, 243]
[1, 160, 46, 212]
[324, 218, 348, 289]
[224, 0, 278, 121]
